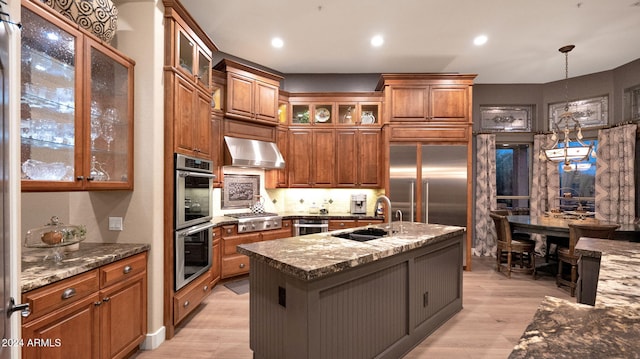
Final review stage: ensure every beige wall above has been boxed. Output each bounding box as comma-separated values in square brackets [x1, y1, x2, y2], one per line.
[20, 0, 167, 343]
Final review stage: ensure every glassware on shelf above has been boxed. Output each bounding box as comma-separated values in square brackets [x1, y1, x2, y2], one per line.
[89, 156, 109, 181]
[22, 159, 68, 180]
[24, 216, 87, 263]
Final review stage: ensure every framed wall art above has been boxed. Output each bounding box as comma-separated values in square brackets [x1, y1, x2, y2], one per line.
[479, 105, 533, 132]
[623, 84, 640, 122]
[222, 174, 260, 209]
[548, 95, 608, 130]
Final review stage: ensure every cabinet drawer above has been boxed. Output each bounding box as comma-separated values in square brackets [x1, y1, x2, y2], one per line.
[358, 219, 384, 226]
[23, 269, 99, 322]
[100, 252, 147, 288]
[328, 220, 358, 231]
[173, 270, 212, 325]
[223, 233, 261, 256]
[221, 254, 250, 278]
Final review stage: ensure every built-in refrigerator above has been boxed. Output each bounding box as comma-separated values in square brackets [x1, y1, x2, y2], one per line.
[389, 144, 468, 264]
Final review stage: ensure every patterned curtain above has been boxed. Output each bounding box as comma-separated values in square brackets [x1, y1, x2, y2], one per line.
[531, 134, 560, 254]
[595, 124, 637, 223]
[473, 134, 497, 257]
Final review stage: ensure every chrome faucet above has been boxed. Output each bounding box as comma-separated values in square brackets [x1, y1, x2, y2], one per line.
[396, 209, 403, 224]
[375, 195, 392, 229]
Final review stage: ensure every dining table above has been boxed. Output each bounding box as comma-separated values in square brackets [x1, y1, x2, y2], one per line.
[507, 215, 640, 241]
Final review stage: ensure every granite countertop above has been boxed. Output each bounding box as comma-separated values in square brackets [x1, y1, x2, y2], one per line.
[237, 221, 465, 281]
[509, 238, 640, 358]
[22, 242, 150, 293]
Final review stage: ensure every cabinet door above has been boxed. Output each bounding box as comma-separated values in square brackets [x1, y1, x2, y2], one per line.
[100, 274, 146, 359]
[85, 39, 135, 189]
[254, 80, 278, 123]
[358, 130, 381, 187]
[196, 47, 212, 90]
[313, 129, 336, 186]
[266, 127, 288, 188]
[176, 26, 196, 79]
[173, 74, 196, 154]
[211, 116, 223, 186]
[335, 129, 358, 187]
[429, 86, 468, 122]
[211, 228, 222, 286]
[227, 73, 254, 120]
[288, 129, 312, 187]
[390, 87, 427, 122]
[193, 88, 212, 159]
[20, 4, 83, 191]
[22, 294, 100, 359]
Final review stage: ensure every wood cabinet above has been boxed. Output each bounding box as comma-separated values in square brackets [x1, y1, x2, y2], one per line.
[288, 129, 336, 187]
[173, 23, 212, 92]
[386, 85, 469, 123]
[266, 126, 289, 188]
[328, 219, 384, 231]
[173, 269, 212, 325]
[336, 129, 382, 187]
[221, 222, 294, 279]
[22, 253, 148, 359]
[211, 227, 222, 287]
[214, 59, 283, 125]
[173, 73, 212, 158]
[20, 1, 135, 191]
[288, 95, 381, 127]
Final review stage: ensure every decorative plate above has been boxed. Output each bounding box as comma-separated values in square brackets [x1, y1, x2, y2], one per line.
[315, 107, 331, 122]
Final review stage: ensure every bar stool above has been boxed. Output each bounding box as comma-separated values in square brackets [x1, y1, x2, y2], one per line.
[490, 212, 536, 278]
[557, 222, 619, 296]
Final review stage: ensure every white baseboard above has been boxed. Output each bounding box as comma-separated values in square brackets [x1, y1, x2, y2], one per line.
[140, 326, 166, 350]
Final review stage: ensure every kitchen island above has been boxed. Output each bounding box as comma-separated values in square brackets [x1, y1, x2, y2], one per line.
[237, 222, 465, 359]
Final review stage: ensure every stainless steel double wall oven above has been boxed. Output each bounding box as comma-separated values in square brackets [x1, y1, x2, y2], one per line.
[174, 154, 216, 291]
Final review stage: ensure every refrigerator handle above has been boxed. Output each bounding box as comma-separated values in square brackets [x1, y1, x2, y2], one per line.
[423, 180, 429, 223]
[410, 181, 415, 222]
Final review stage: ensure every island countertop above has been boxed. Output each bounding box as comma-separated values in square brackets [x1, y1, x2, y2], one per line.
[509, 238, 640, 358]
[237, 221, 465, 281]
[22, 242, 150, 293]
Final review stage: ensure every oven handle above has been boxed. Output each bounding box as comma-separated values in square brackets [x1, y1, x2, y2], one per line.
[177, 170, 216, 179]
[293, 223, 329, 229]
[179, 222, 215, 237]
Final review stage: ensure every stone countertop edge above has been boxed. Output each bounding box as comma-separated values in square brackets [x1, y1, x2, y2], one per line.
[212, 213, 383, 224]
[21, 242, 150, 293]
[509, 238, 640, 358]
[237, 222, 465, 282]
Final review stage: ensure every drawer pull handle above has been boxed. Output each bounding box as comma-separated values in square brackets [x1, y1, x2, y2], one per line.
[123, 265, 132, 274]
[61, 288, 76, 300]
[183, 300, 190, 308]
[203, 285, 209, 292]
[239, 263, 246, 269]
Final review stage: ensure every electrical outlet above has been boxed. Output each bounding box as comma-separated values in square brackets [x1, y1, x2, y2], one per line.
[108, 217, 123, 231]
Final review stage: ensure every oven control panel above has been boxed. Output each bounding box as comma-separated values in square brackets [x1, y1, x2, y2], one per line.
[237, 216, 283, 233]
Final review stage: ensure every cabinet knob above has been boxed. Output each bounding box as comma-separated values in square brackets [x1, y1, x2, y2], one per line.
[103, 297, 111, 302]
[94, 301, 102, 306]
[203, 285, 209, 292]
[239, 263, 246, 269]
[123, 265, 132, 274]
[76, 176, 84, 181]
[183, 300, 190, 308]
[86, 176, 95, 181]
[340, 223, 345, 227]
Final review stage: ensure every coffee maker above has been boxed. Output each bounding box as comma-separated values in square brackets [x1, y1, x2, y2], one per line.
[350, 194, 367, 214]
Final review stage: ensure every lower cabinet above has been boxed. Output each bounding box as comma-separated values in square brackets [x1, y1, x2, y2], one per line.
[173, 270, 212, 325]
[328, 219, 384, 231]
[22, 252, 148, 359]
[221, 221, 293, 279]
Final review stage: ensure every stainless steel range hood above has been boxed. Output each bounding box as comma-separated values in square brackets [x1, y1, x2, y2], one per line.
[224, 136, 285, 169]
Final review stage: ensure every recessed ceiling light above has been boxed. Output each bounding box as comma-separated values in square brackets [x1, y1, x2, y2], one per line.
[473, 35, 488, 46]
[371, 35, 384, 47]
[271, 37, 284, 48]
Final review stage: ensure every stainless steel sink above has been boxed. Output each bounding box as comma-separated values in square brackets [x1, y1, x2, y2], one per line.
[333, 228, 395, 242]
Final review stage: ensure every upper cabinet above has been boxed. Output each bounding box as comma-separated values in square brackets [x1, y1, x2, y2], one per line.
[289, 94, 382, 126]
[20, 1, 135, 191]
[164, 4, 217, 160]
[214, 59, 283, 125]
[174, 24, 212, 91]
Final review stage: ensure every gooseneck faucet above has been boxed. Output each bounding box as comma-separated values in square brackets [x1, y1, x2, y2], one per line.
[375, 195, 392, 229]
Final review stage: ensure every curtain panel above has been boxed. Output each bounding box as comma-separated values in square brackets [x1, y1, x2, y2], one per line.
[473, 134, 497, 257]
[595, 124, 637, 224]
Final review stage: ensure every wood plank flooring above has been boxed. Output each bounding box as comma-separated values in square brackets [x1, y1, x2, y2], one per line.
[132, 256, 572, 359]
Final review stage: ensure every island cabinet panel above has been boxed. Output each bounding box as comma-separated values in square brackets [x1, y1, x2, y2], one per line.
[248, 232, 463, 359]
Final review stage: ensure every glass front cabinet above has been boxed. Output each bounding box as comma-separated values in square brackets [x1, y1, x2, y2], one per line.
[21, 2, 134, 191]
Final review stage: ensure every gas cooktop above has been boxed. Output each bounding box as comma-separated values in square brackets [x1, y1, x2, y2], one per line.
[225, 212, 282, 233]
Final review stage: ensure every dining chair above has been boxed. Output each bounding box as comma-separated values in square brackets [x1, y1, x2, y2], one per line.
[557, 222, 619, 296]
[490, 212, 536, 278]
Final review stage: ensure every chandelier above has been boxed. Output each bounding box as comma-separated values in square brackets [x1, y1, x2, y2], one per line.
[541, 45, 594, 171]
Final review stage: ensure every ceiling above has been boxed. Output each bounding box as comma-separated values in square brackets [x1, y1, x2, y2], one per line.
[179, 0, 640, 84]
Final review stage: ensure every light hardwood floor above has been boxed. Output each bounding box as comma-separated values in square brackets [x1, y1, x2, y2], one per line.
[133, 256, 572, 359]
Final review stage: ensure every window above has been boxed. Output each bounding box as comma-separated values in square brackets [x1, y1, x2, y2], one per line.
[557, 140, 597, 212]
[496, 144, 530, 210]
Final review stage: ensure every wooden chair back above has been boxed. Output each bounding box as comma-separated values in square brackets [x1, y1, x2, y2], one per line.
[490, 212, 512, 245]
[567, 222, 619, 254]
